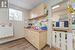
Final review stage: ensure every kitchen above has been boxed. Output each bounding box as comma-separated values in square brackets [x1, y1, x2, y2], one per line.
[0, 0, 74, 50]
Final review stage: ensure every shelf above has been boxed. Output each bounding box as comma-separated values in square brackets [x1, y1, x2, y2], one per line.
[28, 14, 48, 20]
[53, 27, 69, 32]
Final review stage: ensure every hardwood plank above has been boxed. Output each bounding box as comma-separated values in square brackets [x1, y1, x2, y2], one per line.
[0, 38, 57, 50]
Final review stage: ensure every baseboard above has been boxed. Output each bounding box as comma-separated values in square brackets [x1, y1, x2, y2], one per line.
[0, 37, 25, 44]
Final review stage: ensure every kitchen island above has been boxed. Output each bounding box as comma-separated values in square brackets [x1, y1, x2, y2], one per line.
[24, 28, 47, 50]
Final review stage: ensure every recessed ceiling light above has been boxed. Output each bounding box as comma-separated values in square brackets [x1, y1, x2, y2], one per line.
[72, 13, 74, 14]
[52, 5, 60, 9]
[72, 16, 74, 17]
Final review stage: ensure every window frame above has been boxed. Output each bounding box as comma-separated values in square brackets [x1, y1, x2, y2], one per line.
[9, 8, 23, 21]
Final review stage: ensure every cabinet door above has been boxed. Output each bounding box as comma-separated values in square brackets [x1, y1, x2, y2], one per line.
[39, 31, 47, 49]
[33, 31, 39, 48]
[24, 29, 28, 37]
[27, 30, 32, 41]
[25, 29, 31, 41]
[31, 31, 39, 49]
[30, 3, 45, 18]
[72, 30, 75, 39]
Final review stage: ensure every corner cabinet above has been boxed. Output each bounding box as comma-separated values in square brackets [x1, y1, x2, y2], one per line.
[25, 29, 47, 50]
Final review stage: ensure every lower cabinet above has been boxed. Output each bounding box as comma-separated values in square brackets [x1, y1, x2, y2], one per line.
[25, 29, 47, 50]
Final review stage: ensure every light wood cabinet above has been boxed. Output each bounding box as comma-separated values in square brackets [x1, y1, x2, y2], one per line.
[25, 29, 47, 50]
[30, 3, 48, 19]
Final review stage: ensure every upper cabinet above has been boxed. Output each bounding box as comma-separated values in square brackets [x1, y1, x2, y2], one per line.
[30, 3, 48, 19]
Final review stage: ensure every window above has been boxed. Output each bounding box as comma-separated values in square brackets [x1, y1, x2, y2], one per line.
[9, 9, 22, 21]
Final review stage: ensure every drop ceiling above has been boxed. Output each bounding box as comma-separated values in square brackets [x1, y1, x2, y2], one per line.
[9, 0, 46, 10]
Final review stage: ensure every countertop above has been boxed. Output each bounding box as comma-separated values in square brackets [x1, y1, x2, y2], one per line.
[24, 28, 47, 33]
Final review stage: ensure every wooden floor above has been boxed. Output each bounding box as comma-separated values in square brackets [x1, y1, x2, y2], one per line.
[0, 38, 57, 50]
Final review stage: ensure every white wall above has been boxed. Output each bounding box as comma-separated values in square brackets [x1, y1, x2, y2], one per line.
[9, 4, 30, 37]
[0, 8, 9, 24]
[0, 4, 30, 44]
